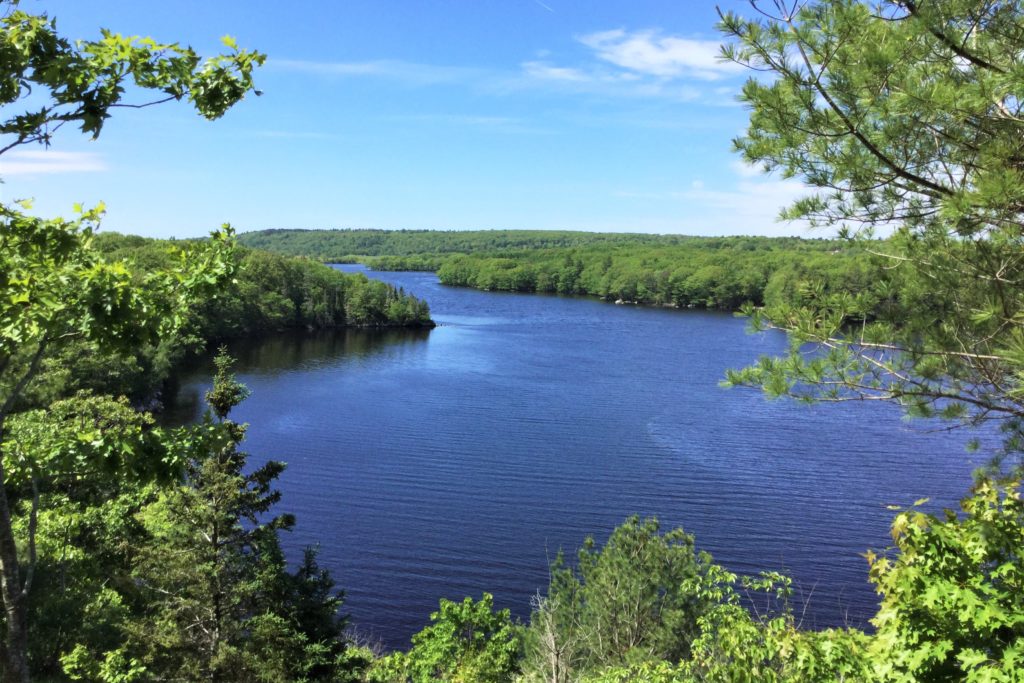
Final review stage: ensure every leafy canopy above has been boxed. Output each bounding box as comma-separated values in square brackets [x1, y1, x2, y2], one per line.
[369, 593, 520, 683]
[0, 2, 264, 680]
[0, 2, 264, 150]
[719, 0, 1024, 467]
[867, 480, 1024, 681]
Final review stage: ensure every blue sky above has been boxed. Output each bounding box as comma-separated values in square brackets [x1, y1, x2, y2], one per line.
[0, 1, 815, 239]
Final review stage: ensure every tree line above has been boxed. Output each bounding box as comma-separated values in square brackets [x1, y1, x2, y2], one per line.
[435, 243, 876, 311]
[2, 0, 1022, 680]
[240, 228, 875, 312]
[237, 228, 701, 261]
[0, 8, 430, 679]
[51, 232, 432, 410]
[97, 232, 433, 337]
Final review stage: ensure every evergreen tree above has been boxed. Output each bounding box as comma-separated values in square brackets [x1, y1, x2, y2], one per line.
[714, 1, 1024, 678]
[718, 0, 1024, 469]
[130, 349, 350, 681]
[0, 3, 263, 678]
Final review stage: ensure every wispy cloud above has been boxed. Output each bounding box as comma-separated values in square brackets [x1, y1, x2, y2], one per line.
[612, 189, 673, 200]
[271, 28, 745, 105]
[579, 29, 743, 81]
[730, 160, 768, 178]
[521, 61, 591, 83]
[677, 178, 809, 213]
[273, 55, 707, 103]
[513, 29, 745, 102]
[511, 61, 702, 102]
[0, 150, 106, 176]
[387, 113, 551, 135]
[612, 164, 815, 236]
[678, 180, 813, 235]
[270, 58, 481, 86]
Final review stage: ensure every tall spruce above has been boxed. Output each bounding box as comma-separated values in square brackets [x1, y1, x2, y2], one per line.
[131, 349, 349, 681]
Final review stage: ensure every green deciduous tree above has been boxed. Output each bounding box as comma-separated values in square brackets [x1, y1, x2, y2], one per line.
[519, 519, 871, 683]
[370, 593, 520, 683]
[521, 517, 718, 681]
[0, 206, 240, 683]
[718, 0, 1024, 468]
[0, 2, 264, 678]
[24, 354, 351, 682]
[0, 2, 264, 149]
[679, 568, 870, 683]
[866, 480, 1024, 682]
[6, 393, 180, 677]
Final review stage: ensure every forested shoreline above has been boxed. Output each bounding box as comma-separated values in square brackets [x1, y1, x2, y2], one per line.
[3, 0, 1023, 681]
[238, 228, 691, 261]
[239, 229, 875, 311]
[98, 232, 433, 336]
[2, 229, 434, 679]
[74, 233, 433, 408]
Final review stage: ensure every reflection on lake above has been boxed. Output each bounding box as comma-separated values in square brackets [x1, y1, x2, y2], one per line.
[170, 265, 988, 649]
[164, 328, 431, 426]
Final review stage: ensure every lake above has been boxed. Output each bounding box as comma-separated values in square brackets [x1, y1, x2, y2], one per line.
[169, 264, 987, 649]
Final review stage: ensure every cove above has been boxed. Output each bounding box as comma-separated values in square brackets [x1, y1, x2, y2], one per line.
[169, 264, 988, 650]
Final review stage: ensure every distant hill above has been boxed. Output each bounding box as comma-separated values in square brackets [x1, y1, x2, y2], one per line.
[236, 228, 865, 312]
[236, 228, 838, 262]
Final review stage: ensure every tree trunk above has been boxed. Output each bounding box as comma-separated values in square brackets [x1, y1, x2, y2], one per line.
[0, 461, 30, 683]
[0, 345, 47, 683]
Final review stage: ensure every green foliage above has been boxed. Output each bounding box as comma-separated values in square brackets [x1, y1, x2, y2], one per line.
[34, 355, 352, 682]
[241, 228, 869, 312]
[370, 494, 1024, 682]
[0, 205, 237, 375]
[98, 236, 435, 342]
[435, 241, 867, 311]
[718, 0, 1024, 466]
[0, 2, 381, 681]
[585, 618, 870, 683]
[212, 247, 430, 331]
[679, 568, 870, 683]
[521, 517, 718, 681]
[0, 180, 240, 420]
[5, 392, 174, 489]
[205, 346, 251, 420]
[60, 643, 146, 683]
[0, 0, 262, 423]
[867, 479, 1024, 682]
[128, 353, 292, 680]
[369, 593, 520, 683]
[14, 236, 435, 411]
[0, 206, 238, 681]
[237, 228, 680, 261]
[364, 255, 447, 272]
[0, 4, 264, 147]
[711, 3, 1024, 679]
[17, 485, 157, 679]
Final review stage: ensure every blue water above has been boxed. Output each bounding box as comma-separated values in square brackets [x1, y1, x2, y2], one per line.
[170, 265, 989, 649]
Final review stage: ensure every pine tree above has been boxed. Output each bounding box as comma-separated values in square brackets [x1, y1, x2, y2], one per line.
[719, 0, 1024, 470]
[130, 350, 349, 681]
